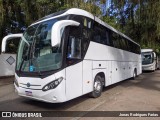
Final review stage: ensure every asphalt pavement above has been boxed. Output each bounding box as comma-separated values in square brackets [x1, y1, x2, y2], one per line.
[0, 71, 160, 120]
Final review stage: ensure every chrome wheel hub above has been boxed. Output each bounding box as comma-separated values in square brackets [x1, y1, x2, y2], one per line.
[94, 80, 101, 93]
[133, 72, 135, 78]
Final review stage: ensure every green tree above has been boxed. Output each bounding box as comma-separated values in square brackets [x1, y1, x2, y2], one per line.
[106, 0, 160, 53]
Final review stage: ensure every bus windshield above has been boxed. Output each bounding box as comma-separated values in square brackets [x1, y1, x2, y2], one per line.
[142, 52, 153, 65]
[16, 18, 63, 73]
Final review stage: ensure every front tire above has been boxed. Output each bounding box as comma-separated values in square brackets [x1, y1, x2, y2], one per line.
[90, 75, 103, 98]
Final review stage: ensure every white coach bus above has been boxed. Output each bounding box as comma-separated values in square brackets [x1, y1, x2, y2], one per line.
[1, 8, 142, 103]
[141, 49, 159, 71]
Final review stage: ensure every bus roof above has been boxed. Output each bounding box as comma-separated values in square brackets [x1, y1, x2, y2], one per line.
[141, 49, 153, 53]
[32, 8, 139, 46]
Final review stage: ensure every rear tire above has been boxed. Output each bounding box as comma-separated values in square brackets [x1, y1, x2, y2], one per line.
[90, 75, 103, 98]
[133, 69, 137, 80]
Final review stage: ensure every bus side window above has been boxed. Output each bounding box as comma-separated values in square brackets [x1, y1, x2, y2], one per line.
[67, 27, 82, 59]
[105, 31, 110, 45]
[81, 17, 93, 58]
[93, 23, 107, 45]
[119, 37, 127, 51]
[67, 36, 81, 59]
[82, 28, 90, 56]
[112, 32, 120, 49]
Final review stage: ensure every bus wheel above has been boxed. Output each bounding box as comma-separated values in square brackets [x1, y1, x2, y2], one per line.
[90, 75, 103, 98]
[133, 69, 137, 80]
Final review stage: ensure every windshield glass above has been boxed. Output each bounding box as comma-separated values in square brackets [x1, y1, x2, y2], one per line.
[142, 52, 153, 65]
[16, 18, 63, 72]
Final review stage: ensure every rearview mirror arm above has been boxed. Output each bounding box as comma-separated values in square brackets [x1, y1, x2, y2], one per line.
[51, 20, 80, 47]
[1, 34, 23, 53]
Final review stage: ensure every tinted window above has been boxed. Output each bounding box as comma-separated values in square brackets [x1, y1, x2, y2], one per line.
[72, 16, 140, 54]
[112, 32, 121, 49]
[135, 44, 141, 54]
[67, 36, 81, 59]
[119, 37, 128, 51]
[82, 28, 90, 57]
[93, 22, 110, 45]
[70, 15, 92, 58]
[128, 40, 140, 54]
[124, 39, 129, 51]
[83, 17, 92, 29]
[67, 26, 82, 59]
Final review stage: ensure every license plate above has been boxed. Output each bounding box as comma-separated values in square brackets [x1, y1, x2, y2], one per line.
[25, 91, 33, 96]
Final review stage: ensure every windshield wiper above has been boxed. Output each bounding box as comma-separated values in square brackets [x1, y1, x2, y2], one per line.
[19, 43, 31, 72]
[19, 54, 27, 72]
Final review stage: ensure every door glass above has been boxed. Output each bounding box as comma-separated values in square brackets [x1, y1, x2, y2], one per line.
[67, 26, 82, 59]
[67, 36, 81, 59]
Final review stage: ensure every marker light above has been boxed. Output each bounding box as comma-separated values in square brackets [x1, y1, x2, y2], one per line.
[42, 77, 63, 91]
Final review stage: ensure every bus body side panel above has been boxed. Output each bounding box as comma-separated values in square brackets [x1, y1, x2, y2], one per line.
[137, 55, 142, 75]
[139, 61, 142, 75]
[92, 68, 107, 85]
[92, 60, 107, 84]
[125, 62, 130, 79]
[84, 41, 141, 86]
[65, 62, 83, 101]
[82, 60, 93, 94]
[125, 51, 132, 79]
[128, 62, 133, 78]
[112, 61, 119, 84]
[84, 42, 108, 61]
[105, 61, 112, 86]
[121, 62, 126, 80]
[93, 61, 107, 69]
[84, 42, 111, 87]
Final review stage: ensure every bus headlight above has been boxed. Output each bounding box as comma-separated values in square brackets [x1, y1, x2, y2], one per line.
[14, 78, 19, 87]
[42, 77, 63, 91]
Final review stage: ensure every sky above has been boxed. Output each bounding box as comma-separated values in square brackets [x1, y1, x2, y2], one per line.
[95, 0, 111, 16]
[84, 0, 111, 15]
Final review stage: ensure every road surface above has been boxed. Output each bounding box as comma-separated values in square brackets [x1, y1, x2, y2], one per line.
[0, 71, 160, 120]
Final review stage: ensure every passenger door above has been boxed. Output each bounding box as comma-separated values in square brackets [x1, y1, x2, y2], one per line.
[65, 26, 83, 100]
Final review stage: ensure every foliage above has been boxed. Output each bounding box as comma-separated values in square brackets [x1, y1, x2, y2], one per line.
[104, 0, 160, 54]
[0, 0, 160, 54]
[0, 0, 101, 52]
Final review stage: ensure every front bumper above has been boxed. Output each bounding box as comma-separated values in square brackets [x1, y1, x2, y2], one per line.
[142, 64, 155, 71]
[14, 81, 66, 103]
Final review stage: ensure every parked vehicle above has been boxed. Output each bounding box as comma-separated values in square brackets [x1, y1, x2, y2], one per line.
[141, 49, 159, 71]
[1, 8, 142, 103]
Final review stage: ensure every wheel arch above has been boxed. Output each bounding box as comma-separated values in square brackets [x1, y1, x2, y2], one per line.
[134, 67, 137, 73]
[94, 72, 105, 87]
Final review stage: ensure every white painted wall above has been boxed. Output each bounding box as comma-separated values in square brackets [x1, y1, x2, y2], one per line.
[0, 54, 16, 76]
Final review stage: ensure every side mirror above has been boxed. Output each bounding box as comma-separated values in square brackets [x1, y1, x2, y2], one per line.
[51, 20, 80, 47]
[1, 34, 23, 53]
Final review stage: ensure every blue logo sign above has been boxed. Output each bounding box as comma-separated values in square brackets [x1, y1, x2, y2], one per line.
[29, 66, 34, 72]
